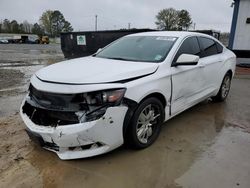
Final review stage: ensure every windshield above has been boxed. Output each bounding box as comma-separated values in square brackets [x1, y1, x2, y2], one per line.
[95, 35, 177, 62]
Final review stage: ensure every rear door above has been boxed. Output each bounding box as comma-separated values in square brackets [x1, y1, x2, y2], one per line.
[171, 36, 205, 115]
[197, 37, 225, 94]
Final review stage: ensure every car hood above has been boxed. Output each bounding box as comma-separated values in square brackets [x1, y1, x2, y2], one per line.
[36, 56, 159, 84]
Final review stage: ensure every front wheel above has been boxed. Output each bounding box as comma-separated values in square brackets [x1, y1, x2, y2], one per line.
[126, 97, 164, 149]
[212, 73, 232, 102]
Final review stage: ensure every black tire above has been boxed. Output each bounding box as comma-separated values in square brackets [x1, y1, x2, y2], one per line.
[212, 72, 232, 102]
[126, 97, 164, 149]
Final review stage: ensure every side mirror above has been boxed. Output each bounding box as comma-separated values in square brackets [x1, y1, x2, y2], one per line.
[96, 48, 102, 53]
[93, 48, 102, 56]
[173, 54, 199, 66]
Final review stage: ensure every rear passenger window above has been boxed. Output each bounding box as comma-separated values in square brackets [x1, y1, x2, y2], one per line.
[174, 37, 201, 62]
[198, 37, 219, 57]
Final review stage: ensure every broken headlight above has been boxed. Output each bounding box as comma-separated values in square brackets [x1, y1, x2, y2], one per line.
[78, 88, 126, 122]
[84, 88, 126, 106]
[26, 85, 126, 125]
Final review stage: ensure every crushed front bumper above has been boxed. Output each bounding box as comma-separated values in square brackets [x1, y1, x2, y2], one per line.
[20, 101, 128, 160]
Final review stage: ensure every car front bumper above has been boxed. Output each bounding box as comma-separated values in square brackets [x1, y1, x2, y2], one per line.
[20, 101, 128, 160]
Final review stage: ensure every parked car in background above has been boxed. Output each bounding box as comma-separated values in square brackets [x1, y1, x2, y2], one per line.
[20, 31, 236, 160]
[0, 39, 9, 44]
[27, 35, 40, 44]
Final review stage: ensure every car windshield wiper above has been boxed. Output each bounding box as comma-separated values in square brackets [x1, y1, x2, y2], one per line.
[95, 55, 153, 62]
[105, 57, 131, 61]
[105, 57, 146, 62]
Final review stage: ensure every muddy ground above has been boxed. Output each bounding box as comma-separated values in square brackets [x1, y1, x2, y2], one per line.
[0, 44, 250, 188]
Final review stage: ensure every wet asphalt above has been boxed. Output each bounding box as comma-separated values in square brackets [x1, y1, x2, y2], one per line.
[0, 44, 249, 188]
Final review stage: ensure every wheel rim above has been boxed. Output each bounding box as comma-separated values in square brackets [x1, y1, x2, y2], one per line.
[221, 76, 231, 98]
[136, 104, 160, 144]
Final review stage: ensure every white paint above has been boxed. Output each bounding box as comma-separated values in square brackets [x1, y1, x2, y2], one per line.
[36, 56, 158, 84]
[20, 31, 236, 159]
[176, 54, 200, 64]
[20, 102, 128, 160]
[233, 0, 250, 50]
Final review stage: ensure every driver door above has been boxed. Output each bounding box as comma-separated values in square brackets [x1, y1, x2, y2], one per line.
[171, 36, 206, 115]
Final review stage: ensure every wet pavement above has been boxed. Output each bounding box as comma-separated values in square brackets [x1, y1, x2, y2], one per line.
[0, 44, 250, 188]
[0, 44, 64, 116]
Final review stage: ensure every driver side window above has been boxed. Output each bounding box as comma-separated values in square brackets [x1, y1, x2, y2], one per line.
[173, 36, 201, 62]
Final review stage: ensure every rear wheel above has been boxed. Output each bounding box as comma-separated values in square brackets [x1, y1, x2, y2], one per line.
[212, 73, 231, 102]
[126, 97, 164, 149]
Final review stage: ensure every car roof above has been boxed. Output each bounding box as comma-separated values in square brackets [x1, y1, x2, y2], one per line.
[128, 31, 213, 39]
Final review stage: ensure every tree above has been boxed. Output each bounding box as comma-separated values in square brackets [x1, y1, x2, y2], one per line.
[40, 10, 73, 37]
[39, 10, 54, 36]
[62, 20, 73, 32]
[155, 8, 179, 30]
[2, 19, 11, 33]
[155, 8, 192, 31]
[22, 20, 33, 33]
[178, 10, 192, 31]
[51, 10, 65, 36]
[10, 20, 20, 33]
[32, 23, 44, 36]
[19, 23, 25, 33]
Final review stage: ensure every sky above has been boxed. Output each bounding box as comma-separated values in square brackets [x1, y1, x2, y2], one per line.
[0, 0, 234, 32]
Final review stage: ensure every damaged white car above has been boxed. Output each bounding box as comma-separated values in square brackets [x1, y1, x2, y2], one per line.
[20, 31, 236, 160]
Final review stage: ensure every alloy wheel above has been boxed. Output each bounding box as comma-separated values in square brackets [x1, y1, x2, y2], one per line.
[136, 104, 160, 144]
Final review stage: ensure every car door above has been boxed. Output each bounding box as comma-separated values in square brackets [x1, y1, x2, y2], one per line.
[171, 36, 206, 115]
[197, 37, 225, 94]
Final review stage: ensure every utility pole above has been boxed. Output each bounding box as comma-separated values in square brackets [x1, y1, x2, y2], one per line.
[128, 23, 131, 30]
[95, 15, 98, 31]
[193, 23, 196, 30]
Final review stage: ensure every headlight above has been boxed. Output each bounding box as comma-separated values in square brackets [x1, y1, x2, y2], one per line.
[84, 88, 126, 106]
[102, 89, 126, 103]
[79, 88, 126, 122]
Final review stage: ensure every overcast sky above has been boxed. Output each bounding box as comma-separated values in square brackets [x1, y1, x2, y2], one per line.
[0, 0, 234, 32]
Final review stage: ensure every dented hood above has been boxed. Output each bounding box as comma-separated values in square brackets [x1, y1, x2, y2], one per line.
[36, 56, 158, 84]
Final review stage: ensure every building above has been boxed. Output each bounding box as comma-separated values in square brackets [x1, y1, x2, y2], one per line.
[229, 0, 250, 57]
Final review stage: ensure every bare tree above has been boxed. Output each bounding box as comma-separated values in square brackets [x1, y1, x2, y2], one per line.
[22, 20, 33, 33]
[178, 10, 192, 31]
[155, 8, 179, 30]
[155, 8, 193, 31]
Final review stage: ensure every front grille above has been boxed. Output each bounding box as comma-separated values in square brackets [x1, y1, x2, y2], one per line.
[29, 84, 83, 111]
[23, 101, 79, 126]
[22, 84, 108, 126]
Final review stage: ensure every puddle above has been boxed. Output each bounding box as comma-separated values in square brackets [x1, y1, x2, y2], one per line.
[0, 60, 61, 117]
[0, 44, 64, 117]
[176, 126, 250, 188]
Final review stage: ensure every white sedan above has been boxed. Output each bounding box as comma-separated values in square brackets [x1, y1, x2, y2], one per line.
[20, 31, 236, 160]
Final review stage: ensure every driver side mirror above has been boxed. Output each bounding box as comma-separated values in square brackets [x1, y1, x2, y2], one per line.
[96, 48, 102, 53]
[173, 54, 199, 66]
[93, 48, 102, 56]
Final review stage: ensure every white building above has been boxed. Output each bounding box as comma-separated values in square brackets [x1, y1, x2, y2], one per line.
[229, 0, 250, 56]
